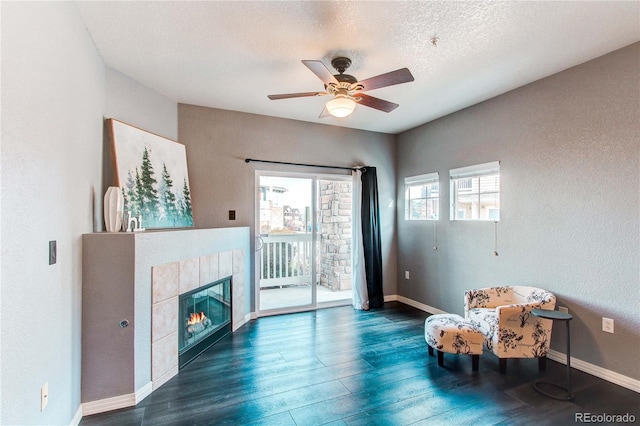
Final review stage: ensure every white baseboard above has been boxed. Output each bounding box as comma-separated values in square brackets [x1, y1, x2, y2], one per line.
[153, 367, 178, 391]
[70, 405, 83, 426]
[389, 294, 448, 315]
[390, 294, 640, 394]
[82, 392, 136, 416]
[81, 381, 153, 417]
[547, 349, 640, 393]
[231, 312, 255, 333]
[137, 381, 154, 402]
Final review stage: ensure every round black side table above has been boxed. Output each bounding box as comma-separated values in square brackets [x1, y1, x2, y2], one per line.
[532, 308, 573, 401]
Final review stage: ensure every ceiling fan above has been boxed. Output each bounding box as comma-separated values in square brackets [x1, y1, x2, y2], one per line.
[267, 57, 414, 118]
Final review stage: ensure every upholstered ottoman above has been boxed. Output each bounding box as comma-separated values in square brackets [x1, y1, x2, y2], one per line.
[424, 314, 484, 371]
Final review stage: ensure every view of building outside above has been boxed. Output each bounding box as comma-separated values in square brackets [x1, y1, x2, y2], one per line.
[406, 181, 439, 220]
[259, 177, 310, 235]
[258, 176, 353, 293]
[453, 174, 500, 220]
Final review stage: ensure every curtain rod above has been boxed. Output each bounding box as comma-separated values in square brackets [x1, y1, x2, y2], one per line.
[245, 158, 365, 171]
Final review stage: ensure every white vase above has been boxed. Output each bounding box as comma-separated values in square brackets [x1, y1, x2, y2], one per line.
[104, 186, 124, 232]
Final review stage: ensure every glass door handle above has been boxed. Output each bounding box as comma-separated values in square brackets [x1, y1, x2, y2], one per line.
[256, 236, 264, 252]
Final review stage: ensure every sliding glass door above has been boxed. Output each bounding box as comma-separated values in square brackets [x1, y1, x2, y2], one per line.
[256, 172, 353, 315]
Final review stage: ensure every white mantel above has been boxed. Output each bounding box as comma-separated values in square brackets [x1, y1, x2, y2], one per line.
[81, 227, 250, 415]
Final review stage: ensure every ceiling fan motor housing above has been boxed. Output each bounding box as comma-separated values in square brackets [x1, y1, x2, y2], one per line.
[335, 74, 357, 84]
[331, 57, 351, 73]
[331, 57, 358, 84]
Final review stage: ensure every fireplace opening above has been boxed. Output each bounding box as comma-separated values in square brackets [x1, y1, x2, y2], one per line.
[178, 276, 232, 368]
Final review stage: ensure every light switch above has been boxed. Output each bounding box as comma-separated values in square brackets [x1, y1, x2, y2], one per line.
[49, 241, 57, 265]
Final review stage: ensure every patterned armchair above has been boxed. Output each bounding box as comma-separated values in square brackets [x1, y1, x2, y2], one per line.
[464, 286, 556, 374]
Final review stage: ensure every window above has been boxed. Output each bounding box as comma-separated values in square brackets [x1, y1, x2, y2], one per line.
[405, 172, 439, 220]
[450, 161, 500, 221]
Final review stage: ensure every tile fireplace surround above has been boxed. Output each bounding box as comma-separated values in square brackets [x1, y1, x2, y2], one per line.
[151, 250, 243, 389]
[82, 227, 250, 415]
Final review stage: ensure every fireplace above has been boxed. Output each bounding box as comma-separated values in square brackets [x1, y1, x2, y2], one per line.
[178, 276, 232, 368]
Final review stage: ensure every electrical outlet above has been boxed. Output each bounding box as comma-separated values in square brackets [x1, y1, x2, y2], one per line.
[602, 317, 614, 333]
[405, 271, 410, 280]
[558, 306, 569, 314]
[41, 382, 48, 411]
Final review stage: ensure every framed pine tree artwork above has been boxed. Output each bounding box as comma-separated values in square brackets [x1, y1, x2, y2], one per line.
[107, 118, 194, 229]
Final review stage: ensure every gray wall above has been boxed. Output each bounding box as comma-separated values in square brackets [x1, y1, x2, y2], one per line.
[178, 105, 398, 309]
[105, 66, 178, 141]
[396, 43, 640, 380]
[1, 3, 179, 424]
[102, 66, 178, 229]
[1, 2, 105, 424]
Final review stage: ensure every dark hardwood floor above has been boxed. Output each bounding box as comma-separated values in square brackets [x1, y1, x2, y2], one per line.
[81, 302, 639, 425]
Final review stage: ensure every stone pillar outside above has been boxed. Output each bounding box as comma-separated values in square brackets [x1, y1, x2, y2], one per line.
[318, 180, 352, 291]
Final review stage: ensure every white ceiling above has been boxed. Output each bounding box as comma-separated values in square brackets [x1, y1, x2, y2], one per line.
[75, 1, 640, 135]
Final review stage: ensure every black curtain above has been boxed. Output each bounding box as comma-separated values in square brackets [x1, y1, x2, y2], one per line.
[360, 167, 384, 308]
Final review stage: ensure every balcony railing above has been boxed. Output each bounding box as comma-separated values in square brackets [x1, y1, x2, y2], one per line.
[259, 234, 313, 288]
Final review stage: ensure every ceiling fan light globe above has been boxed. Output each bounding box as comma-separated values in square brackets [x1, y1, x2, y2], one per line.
[326, 96, 356, 118]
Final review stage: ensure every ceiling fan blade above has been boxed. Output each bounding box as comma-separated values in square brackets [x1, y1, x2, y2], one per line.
[268, 92, 325, 100]
[356, 94, 399, 112]
[302, 60, 339, 85]
[358, 68, 414, 92]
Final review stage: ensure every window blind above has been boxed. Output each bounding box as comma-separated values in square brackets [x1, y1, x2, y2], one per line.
[449, 161, 499, 179]
[405, 172, 439, 185]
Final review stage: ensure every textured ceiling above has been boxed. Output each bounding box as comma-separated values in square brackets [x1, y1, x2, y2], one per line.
[75, 1, 639, 135]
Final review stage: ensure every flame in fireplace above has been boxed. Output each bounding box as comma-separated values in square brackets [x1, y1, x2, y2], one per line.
[187, 312, 207, 325]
